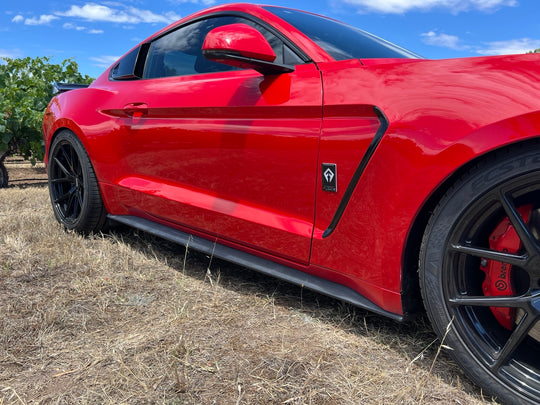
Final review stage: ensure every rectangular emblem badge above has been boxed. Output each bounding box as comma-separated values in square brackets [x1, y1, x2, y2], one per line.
[322, 163, 337, 192]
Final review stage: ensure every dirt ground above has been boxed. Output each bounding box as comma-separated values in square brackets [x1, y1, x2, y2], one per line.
[0, 158, 497, 404]
[1, 157, 48, 188]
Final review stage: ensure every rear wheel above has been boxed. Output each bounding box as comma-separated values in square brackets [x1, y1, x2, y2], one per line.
[0, 160, 7, 188]
[420, 146, 540, 404]
[48, 130, 107, 233]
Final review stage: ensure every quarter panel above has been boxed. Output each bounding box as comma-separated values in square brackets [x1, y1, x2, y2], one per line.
[43, 87, 126, 179]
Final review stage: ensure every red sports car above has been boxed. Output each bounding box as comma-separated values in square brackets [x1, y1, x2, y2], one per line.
[42, 3, 540, 403]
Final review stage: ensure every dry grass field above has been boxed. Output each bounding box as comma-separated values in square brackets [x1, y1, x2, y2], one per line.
[0, 158, 497, 404]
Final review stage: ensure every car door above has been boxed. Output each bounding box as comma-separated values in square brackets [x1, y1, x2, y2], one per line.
[108, 15, 322, 264]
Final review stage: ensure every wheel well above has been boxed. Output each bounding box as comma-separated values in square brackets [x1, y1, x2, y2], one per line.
[401, 137, 540, 317]
[49, 127, 72, 152]
[47, 127, 88, 167]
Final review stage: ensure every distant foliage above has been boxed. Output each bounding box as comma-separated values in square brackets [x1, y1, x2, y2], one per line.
[527, 48, 540, 54]
[0, 56, 93, 164]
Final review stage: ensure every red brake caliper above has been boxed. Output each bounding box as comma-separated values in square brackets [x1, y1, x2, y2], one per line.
[480, 205, 532, 330]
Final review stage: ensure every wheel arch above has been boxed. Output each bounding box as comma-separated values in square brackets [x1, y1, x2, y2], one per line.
[45, 123, 114, 216]
[47, 129, 109, 234]
[45, 120, 88, 164]
[401, 134, 540, 316]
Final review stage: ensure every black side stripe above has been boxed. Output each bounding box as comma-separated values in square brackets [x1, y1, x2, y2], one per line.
[322, 106, 389, 238]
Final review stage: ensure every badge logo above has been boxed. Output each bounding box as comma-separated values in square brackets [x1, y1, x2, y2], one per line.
[324, 168, 334, 183]
[322, 163, 337, 192]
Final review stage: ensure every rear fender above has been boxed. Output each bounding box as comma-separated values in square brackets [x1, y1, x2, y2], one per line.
[43, 87, 122, 180]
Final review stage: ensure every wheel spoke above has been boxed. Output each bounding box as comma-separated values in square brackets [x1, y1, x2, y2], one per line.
[66, 189, 79, 218]
[491, 312, 538, 371]
[61, 145, 75, 173]
[499, 190, 540, 257]
[77, 189, 84, 212]
[450, 243, 527, 267]
[53, 157, 74, 179]
[54, 187, 76, 204]
[50, 178, 71, 184]
[449, 294, 529, 309]
[74, 154, 82, 177]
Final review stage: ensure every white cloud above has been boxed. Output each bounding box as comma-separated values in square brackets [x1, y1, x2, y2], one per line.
[90, 55, 120, 68]
[57, 3, 180, 24]
[342, 0, 517, 14]
[476, 38, 540, 55]
[62, 23, 103, 34]
[0, 49, 23, 59]
[24, 14, 59, 25]
[421, 31, 465, 50]
[11, 15, 24, 23]
[63, 22, 86, 31]
[125, 7, 180, 24]
[421, 32, 540, 55]
[62, 22, 103, 34]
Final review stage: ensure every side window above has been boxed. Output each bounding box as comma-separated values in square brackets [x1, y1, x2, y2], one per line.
[144, 17, 240, 79]
[110, 47, 141, 80]
[243, 20, 304, 66]
[143, 16, 305, 80]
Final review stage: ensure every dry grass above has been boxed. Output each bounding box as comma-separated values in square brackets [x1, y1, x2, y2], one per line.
[0, 159, 498, 404]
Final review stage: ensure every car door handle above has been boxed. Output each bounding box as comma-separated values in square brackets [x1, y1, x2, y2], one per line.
[123, 102, 148, 118]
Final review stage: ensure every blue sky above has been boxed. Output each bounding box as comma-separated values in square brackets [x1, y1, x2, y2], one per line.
[2, 0, 540, 78]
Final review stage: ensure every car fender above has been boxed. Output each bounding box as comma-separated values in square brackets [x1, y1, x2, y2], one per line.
[43, 87, 124, 180]
[312, 56, 540, 314]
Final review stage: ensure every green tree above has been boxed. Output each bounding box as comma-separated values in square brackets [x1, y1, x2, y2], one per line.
[0, 56, 93, 187]
[527, 48, 540, 53]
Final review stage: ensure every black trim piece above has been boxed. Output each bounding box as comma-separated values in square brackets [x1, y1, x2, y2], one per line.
[134, 43, 150, 79]
[108, 214, 403, 321]
[109, 47, 138, 81]
[322, 106, 389, 238]
[202, 50, 295, 75]
[53, 82, 90, 94]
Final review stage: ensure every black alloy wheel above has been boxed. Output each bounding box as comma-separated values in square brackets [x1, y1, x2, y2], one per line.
[48, 130, 107, 233]
[420, 146, 540, 405]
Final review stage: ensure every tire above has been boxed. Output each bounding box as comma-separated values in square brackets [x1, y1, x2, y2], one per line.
[48, 130, 108, 233]
[0, 160, 7, 188]
[420, 145, 540, 405]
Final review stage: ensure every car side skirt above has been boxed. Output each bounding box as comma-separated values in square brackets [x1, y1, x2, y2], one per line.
[109, 214, 403, 322]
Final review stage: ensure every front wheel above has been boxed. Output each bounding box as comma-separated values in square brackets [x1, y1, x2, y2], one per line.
[48, 130, 108, 233]
[420, 146, 540, 404]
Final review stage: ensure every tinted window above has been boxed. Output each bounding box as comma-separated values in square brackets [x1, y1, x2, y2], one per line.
[144, 17, 238, 79]
[143, 16, 304, 79]
[110, 47, 140, 80]
[265, 7, 421, 60]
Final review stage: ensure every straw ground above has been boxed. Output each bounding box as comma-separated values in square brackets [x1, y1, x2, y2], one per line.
[0, 159, 497, 404]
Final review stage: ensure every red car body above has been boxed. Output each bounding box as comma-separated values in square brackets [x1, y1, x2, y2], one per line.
[43, 4, 540, 403]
